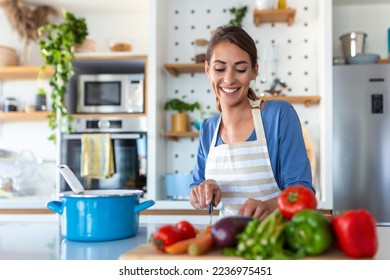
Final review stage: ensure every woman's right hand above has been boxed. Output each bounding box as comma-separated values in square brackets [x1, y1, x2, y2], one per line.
[189, 179, 222, 210]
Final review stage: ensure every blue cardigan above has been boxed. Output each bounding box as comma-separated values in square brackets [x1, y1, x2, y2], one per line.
[190, 100, 315, 193]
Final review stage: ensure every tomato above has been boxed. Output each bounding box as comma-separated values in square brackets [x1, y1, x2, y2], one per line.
[151, 225, 184, 252]
[176, 220, 197, 239]
[277, 185, 317, 219]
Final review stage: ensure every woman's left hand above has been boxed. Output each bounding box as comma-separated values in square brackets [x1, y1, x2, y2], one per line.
[237, 197, 278, 221]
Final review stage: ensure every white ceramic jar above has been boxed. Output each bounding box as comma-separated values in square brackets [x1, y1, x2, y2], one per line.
[255, 0, 275, 10]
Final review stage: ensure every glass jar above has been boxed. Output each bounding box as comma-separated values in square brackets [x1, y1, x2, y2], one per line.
[4, 97, 18, 112]
[194, 38, 208, 63]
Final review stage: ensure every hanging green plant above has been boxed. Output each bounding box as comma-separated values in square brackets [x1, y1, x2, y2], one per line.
[228, 5, 248, 27]
[37, 10, 88, 142]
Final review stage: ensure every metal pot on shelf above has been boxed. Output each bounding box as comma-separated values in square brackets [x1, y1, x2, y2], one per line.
[339, 31, 367, 59]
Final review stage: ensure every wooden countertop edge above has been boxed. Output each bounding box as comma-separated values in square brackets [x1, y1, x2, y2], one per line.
[0, 209, 333, 215]
[0, 209, 55, 214]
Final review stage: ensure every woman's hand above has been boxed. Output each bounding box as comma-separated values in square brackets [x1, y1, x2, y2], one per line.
[237, 197, 278, 221]
[189, 179, 222, 210]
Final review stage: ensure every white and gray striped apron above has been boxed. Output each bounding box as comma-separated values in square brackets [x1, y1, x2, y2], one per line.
[205, 99, 281, 217]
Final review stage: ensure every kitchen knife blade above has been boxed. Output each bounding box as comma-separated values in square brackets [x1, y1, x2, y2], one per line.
[208, 196, 214, 225]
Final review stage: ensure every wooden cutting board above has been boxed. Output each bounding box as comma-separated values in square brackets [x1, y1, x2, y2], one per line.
[119, 243, 358, 260]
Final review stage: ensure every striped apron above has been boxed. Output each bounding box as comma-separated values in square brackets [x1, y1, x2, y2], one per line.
[205, 99, 281, 217]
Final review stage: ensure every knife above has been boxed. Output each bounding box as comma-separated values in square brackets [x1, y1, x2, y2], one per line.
[208, 196, 215, 225]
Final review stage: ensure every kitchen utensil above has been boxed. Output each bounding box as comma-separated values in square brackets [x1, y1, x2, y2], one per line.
[57, 165, 84, 194]
[47, 189, 155, 241]
[208, 196, 214, 225]
[347, 53, 380, 64]
[339, 32, 367, 59]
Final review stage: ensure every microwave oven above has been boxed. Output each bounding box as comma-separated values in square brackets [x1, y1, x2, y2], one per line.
[77, 73, 144, 114]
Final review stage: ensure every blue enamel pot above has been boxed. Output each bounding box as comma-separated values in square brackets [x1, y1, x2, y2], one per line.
[47, 189, 155, 242]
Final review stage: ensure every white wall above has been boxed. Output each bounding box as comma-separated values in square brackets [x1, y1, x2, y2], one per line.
[156, 0, 323, 200]
[333, 3, 390, 59]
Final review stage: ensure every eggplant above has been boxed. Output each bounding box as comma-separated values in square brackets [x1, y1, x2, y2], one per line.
[211, 216, 253, 248]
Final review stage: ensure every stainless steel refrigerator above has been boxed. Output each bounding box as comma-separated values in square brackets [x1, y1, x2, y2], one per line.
[333, 64, 390, 226]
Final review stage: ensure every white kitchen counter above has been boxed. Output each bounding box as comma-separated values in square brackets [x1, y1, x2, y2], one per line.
[0, 194, 55, 209]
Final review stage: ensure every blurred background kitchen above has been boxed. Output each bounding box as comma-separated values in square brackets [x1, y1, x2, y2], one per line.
[1, 0, 390, 224]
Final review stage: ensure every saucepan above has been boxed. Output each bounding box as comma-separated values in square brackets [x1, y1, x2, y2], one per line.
[47, 165, 155, 242]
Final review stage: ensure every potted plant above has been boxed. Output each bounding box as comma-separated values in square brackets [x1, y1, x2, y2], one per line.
[164, 97, 200, 132]
[228, 5, 248, 27]
[37, 10, 88, 141]
[34, 87, 47, 111]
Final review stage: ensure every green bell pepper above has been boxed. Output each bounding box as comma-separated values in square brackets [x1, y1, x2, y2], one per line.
[284, 209, 333, 256]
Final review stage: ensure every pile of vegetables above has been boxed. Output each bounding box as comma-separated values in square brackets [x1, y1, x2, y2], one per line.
[151, 185, 378, 259]
[222, 185, 378, 259]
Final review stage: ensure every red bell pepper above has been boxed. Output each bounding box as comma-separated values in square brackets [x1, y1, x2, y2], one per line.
[331, 209, 378, 258]
[151, 225, 185, 252]
[151, 220, 197, 252]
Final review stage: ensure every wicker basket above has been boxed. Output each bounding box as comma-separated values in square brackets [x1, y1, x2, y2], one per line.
[0, 45, 18, 66]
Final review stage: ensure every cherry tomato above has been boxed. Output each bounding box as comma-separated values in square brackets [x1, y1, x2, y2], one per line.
[277, 185, 317, 219]
[151, 225, 184, 252]
[176, 220, 197, 239]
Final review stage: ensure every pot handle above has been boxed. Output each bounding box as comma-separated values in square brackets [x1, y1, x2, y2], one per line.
[134, 200, 155, 214]
[47, 200, 64, 215]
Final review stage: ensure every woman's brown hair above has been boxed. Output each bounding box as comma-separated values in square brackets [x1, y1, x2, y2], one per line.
[206, 25, 259, 111]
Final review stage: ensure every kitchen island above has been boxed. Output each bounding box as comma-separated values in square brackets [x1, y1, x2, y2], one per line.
[0, 220, 389, 260]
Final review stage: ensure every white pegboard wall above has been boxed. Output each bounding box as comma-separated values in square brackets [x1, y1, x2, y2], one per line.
[163, 0, 320, 175]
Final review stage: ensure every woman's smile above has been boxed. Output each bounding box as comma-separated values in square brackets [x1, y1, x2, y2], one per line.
[220, 87, 240, 94]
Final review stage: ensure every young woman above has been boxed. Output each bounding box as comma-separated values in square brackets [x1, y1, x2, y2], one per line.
[189, 26, 314, 221]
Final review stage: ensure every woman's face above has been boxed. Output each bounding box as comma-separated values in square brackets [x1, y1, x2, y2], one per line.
[205, 41, 258, 110]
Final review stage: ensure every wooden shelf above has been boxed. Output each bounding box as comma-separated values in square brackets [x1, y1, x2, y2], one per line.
[0, 66, 53, 80]
[0, 111, 49, 122]
[262, 95, 321, 107]
[163, 131, 199, 141]
[164, 63, 204, 77]
[0, 54, 147, 81]
[163, 96, 320, 140]
[253, 8, 296, 27]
